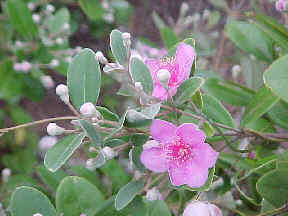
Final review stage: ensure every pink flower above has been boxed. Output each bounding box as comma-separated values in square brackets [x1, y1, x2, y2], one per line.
[145, 43, 195, 101]
[140, 120, 218, 188]
[275, 0, 287, 11]
[183, 201, 222, 216]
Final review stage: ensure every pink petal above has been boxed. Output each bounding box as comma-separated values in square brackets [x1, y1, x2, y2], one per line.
[176, 123, 205, 146]
[175, 43, 195, 83]
[140, 147, 168, 172]
[152, 84, 168, 101]
[145, 59, 161, 83]
[150, 120, 177, 143]
[193, 143, 219, 168]
[168, 162, 208, 188]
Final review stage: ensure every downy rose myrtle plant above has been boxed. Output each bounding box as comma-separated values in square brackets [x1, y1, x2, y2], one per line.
[145, 43, 195, 101]
[140, 119, 218, 187]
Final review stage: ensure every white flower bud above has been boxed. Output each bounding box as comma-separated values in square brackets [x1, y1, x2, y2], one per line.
[33, 213, 43, 216]
[102, 146, 117, 160]
[56, 84, 68, 96]
[89, 146, 97, 153]
[146, 187, 162, 201]
[180, 2, 189, 17]
[75, 46, 82, 53]
[183, 201, 222, 216]
[143, 140, 160, 150]
[46, 4, 55, 13]
[134, 170, 143, 180]
[32, 14, 41, 23]
[22, 61, 32, 72]
[236, 200, 243, 206]
[56, 37, 64, 45]
[80, 214, 87, 216]
[103, 13, 114, 23]
[40, 75, 54, 89]
[50, 59, 59, 68]
[203, 9, 210, 19]
[1, 168, 11, 183]
[47, 123, 65, 136]
[122, 32, 131, 47]
[63, 23, 70, 31]
[232, 64, 241, 80]
[95, 51, 108, 64]
[65, 56, 73, 63]
[42, 38, 54, 47]
[80, 102, 101, 118]
[27, 2, 36, 11]
[157, 69, 171, 88]
[135, 82, 143, 91]
[13, 63, 22, 71]
[39, 136, 57, 153]
[15, 41, 24, 48]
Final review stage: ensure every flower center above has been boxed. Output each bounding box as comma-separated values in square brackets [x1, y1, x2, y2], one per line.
[163, 136, 193, 164]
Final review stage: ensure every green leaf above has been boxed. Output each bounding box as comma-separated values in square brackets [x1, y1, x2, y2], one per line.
[86, 151, 106, 170]
[131, 146, 145, 171]
[96, 106, 119, 121]
[78, 0, 103, 20]
[67, 48, 101, 110]
[245, 118, 275, 133]
[100, 159, 130, 193]
[264, 54, 288, 103]
[5, 0, 38, 38]
[226, 20, 273, 62]
[115, 180, 145, 210]
[146, 200, 171, 216]
[267, 100, 288, 130]
[44, 133, 85, 172]
[36, 165, 67, 192]
[104, 111, 128, 140]
[129, 57, 153, 95]
[46, 8, 70, 34]
[257, 169, 288, 208]
[200, 121, 215, 137]
[249, 13, 288, 52]
[241, 86, 279, 127]
[131, 134, 149, 146]
[79, 120, 102, 147]
[202, 94, 234, 128]
[160, 27, 178, 49]
[110, 29, 127, 65]
[10, 186, 56, 216]
[174, 77, 204, 105]
[203, 78, 255, 106]
[56, 176, 105, 216]
[191, 90, 203, 110]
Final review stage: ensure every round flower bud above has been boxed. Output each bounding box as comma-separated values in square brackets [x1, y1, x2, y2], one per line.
[95, 51, 108, 64]
[33, 213, 43, 216]
[56, 37, 64, 45]
[63, 23, 70, 31]
[103, 13, 114, 23]
[27, 2, 36, 11]
[1, 168, 11, 183]
[46, 123, 65, 136]
[21, 61, 32, 72]
[157, 69, 171, 88]
[32, 14, 41, 23]
[122, 32, 131, 41]
[102, 146, 117, 160]
[203, 9, 210, 19]
[80, 214, 87, 216]
[50, 59, 59, 68]
[146, 187, 162, 201]
[75, 46, 82, 53]
[180, 2, 189, 17]
[183, 201, 222, 216]
[39, 135, 57, 153]
[13, 63, 22, 71]
[80, 102, 101, 118]
[46, 4, 55, 13]
[135, 82, 143, 91]
[15, 40, 24, 48]
[40, 75, 54, 89]
[65, 56, 73, 63]
[56, 84, 68, 96]
[232, 64, 241, 79]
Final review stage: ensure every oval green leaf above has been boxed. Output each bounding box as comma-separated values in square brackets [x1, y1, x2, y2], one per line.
[56, 176, 105, 216]
[129, 57, 153, 95]
[67, 48, 101, 110]
[44, 133, 85, 172]
[264, 54, 288, 103]
[110, 29, 127, 65]
[240, 86, 279, 127]
[10, 186, 56, 216]
[115, 180, 145, 210]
